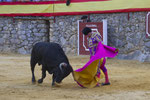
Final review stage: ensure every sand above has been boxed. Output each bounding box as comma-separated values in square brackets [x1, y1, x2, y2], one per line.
[0, 53, 150, 100]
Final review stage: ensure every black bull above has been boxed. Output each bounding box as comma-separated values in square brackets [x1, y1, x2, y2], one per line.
[30, 42, 73, 86]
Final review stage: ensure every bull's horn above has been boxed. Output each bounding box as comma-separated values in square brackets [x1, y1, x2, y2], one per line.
[59, 63, 67, 73]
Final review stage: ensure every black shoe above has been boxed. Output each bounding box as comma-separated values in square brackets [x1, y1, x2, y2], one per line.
[101, 82, 110, 86]
[66, 0, 71, 6]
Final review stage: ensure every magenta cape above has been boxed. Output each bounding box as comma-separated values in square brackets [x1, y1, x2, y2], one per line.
[73, 42, 118, 88]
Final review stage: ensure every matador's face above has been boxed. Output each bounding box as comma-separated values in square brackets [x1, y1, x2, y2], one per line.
[87, 32, 92, 38]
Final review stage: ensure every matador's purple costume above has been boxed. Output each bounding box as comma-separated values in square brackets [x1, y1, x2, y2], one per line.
[87, 32, 107, 80]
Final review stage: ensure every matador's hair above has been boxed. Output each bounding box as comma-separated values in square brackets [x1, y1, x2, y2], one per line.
[82, 27, 92, 35]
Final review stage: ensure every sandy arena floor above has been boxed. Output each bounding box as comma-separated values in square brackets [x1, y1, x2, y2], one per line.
[0, 53, 150, 100]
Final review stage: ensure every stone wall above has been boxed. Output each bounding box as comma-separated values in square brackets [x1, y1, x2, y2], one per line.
[0, 12, 150, 62]
[0, 17, 49, 54]
[49, 16, 79, 54]
[50, 12, 150, 62]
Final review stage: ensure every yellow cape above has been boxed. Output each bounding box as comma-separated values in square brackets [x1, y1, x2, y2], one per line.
[73, 58, 104, 88]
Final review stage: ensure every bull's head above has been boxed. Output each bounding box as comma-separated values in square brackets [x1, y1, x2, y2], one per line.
[52, 62, 73, 86]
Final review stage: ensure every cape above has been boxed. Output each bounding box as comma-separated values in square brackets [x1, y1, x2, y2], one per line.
[73, 42, 118, 88]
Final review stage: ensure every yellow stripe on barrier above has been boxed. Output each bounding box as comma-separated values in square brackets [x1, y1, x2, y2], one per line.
[54, 0, 150, 13]
[0, 0, 150, 16]
[0, 4, 53, 14]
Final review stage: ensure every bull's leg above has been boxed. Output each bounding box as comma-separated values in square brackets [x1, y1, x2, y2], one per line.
[30, 57, 37, 83]
[52, 74, 56, 86]
[31, 63, 36, 83]
[38, 67, 46, 84]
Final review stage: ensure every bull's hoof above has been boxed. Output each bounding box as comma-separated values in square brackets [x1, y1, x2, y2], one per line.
[32, 78, 36, 84]
[52, 82, 55, 86]
[38, 79, 43, 84]
[52, 82, 61, 87]
[55, 82, 61, 87]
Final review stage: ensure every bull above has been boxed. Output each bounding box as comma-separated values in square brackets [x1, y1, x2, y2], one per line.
[30, 42, 73, 86]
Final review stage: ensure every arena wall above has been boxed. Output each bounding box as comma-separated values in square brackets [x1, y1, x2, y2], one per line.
[0, 17, 49, 54]
[0, 12, 150, 62]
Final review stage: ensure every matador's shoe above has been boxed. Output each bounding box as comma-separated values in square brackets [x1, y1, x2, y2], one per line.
[101, 82, 110, 86]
